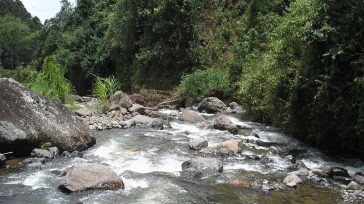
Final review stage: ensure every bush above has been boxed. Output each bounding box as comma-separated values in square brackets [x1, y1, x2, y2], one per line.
[30, 55, 73, 103]
[175, 69, 230, 101]
[92, 75, 120, 112]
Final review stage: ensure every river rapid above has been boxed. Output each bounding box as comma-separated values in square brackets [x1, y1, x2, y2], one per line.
[0, 109, 363, 203]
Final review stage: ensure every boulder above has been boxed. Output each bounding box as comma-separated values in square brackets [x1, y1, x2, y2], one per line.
[0, 154, 6, 167]
[30, 148, 53, 159]
[120, 107, 128, 115]
[221, 139, 243, 154]
[354, 173, 364, 185]
[59, 163, 124, 193]
[228, 102, 239, 110]
[181, 110, 205, 123]
[132, 115, 164, 129]
[129, 104, 146, 114]
[145, 109, 164, 119]
[331, 167, 350, 178]
[213, 116, 238, 134]
[197, 97, 227, 113]
[181, 157, 223, 178]
[0, 78, 95, 156]
[130, 94, 146, 106]
[283, 174, 302, 187]
[48, 147, 60, 158]
[71, 150, 83, 158]
[189, 138, 208, 150]
[116, 95, 133, 109]
[347, 181, 361, 190]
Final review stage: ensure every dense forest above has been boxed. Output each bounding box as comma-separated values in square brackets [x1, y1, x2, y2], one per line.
[0, 0, 363, 157]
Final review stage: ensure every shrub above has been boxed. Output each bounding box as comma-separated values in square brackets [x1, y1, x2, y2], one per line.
[30, 55, 73, 103]
[175, 69, 230, 101]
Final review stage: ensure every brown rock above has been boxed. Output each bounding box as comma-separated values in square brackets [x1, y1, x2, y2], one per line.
[221, 139, 243, 154]
[59, 163, 124, 192]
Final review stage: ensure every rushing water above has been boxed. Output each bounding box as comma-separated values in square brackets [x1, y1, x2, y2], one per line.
[0, 109, 363, 203]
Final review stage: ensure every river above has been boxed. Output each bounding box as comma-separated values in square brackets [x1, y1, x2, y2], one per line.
[0, 109, 363, 203]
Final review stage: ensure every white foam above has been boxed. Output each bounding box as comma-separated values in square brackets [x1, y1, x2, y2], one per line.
[93, 140, 119, 159]
[23, 171, 51, 189]
[227, 116, 253, 129]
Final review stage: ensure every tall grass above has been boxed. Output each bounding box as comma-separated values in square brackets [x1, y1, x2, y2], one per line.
[92, 75, 120, 112]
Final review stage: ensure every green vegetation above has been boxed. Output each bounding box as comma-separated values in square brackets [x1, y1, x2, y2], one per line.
[92, 75, 120, 112]
[40, 142, 53, 150]
[175, 69, 230, 101]
[30, 56, 73, 103]
[0, 0, 363, 157]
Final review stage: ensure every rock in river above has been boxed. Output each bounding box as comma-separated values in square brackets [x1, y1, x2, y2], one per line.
[59, 163, 124, 193]
[189, 138, 208, 150]
[0, 78, 95, 156]
[197, 97, 227, 113]
[181, 157, 223, 178]
[181, 110, 205, 123]
[213, 115, 238, 134]
[283, 174, 302, 187]
[221, 139, 243, 154]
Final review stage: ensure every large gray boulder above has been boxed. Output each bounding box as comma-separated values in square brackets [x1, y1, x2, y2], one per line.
[0, 78, 95, 156]
[59, 163, 124, 192]
[181, 157, 223, 178]
[197, 97, 227, 113]
[213, 115, 238, 134]
[181, 110, 205, 123]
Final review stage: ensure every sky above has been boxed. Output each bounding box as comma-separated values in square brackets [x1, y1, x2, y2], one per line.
[21, 0, 77, 23]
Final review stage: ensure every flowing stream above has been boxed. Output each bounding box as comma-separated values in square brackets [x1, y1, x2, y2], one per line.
[1, 109, 363, 203]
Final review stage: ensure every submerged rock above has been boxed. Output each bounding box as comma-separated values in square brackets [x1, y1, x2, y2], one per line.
[23, 157, 46, 164]
[213, 115, 238, 134]
[181, 157, 223, 178]
[181, 110, 205, 122]
[228, 180, 252, 188]
[59, 163, 124, 193]
[197, 97, 227, 113]
[0, 78, 95, 156]
[283, 174, 302, 187]
[189, 138, 208, 150]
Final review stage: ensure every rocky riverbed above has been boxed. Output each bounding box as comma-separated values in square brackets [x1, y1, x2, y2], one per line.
[1, 97, 364, 203]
